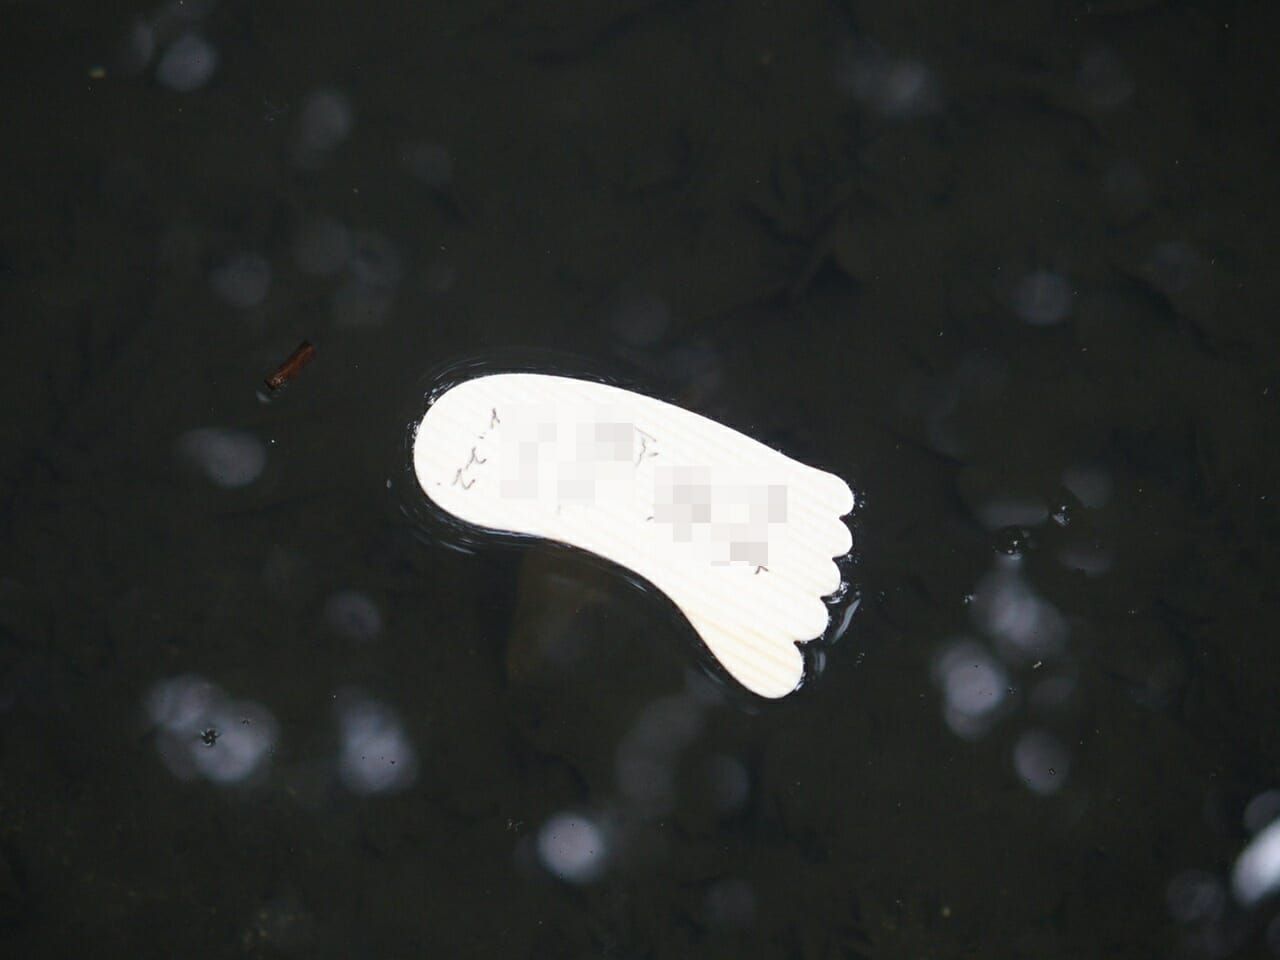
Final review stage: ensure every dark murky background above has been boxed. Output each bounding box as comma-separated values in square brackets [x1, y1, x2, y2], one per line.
[3, 0, 1279, 956]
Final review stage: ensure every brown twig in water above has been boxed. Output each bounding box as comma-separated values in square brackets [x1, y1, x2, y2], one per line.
[264, 341, 316, 391]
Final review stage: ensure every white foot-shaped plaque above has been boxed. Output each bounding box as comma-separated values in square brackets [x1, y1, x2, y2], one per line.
[412, 374, 854, 698]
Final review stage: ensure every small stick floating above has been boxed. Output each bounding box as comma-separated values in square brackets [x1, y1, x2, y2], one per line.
[264, 340, 316, 391]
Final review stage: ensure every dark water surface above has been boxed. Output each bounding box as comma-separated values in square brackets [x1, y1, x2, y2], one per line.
[3, 1, 1279, 957]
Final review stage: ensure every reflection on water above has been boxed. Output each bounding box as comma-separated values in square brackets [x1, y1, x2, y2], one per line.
[930, 438, 1129, 802]
[176, 428, 267, 489]
[1234, 817, 1280, 908]
[155, 33, 218, 93]
[704, 876, 757, 931]
[615, 693, 705, 817]
[837, 42, 939, 119]
[972, 555, 1067, 663]
[931, 640, 1009, 740]
[1011, 729, 1069, 796]
[146, 675, 421, 796]
[535, 812, 610, 884]
[334, 689, 418, 795]
[210, 254, 272, 310]
[293, 87, 355, 168]
[147, 675, 279, 785]
[1164, 784, 1280, 955]
[322, 589, 383, 644]
[1011, 268, 1073, 327]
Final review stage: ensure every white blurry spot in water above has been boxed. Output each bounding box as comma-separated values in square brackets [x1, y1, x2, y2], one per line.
[148, 673, 218, 735]
[177, 428, 266, 488]
[703, 754, 750, 813]
[1056, 540, 1113, 576]
[155, 34, 218, 92]
[119, 20, 155, 73]
[1012, 269, 1072, 326]
[976, 496, 1049, 531]
[210, 254, 271, 308]
[837, 44, 938, 118]
[615, 695, 704, 817]
[332, 279, 395, 327]
[1143, 241, 1203, 298]
[1062, 464, 1112, 510]
[1029, 674, 1076, 710]
[705, 878, 756, 930]
[610, 293, 671, 347]
[294, 87, 354, 164]
[400, 141, 453, 188]
[348, 231, 402, 288]
[191, 702, 278, 784]
[911, 354, 1006, 459]
[293, 218, 352, 276]
[1268, 915, 1280, 955]
[335, 691, 418, 795]
[971, 555, 1067, 662]
[1233, 817, 1280, 907]
[331, 231, 401, 327]
[1166, 869, 1227, 924]
[932, 640, 1008, 739]
[155, 0, 219, 23]
[422, 259, 456, 295]
[1013, 729, 1069, 795]
[1077, 46, 1135, 110]
[323, 590, 382, 643]
[146, 674, 279, 785]
[1103, 159, 1150, 225]
[1246, 791, 1280, 834]
[536, 812, 609, 883]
